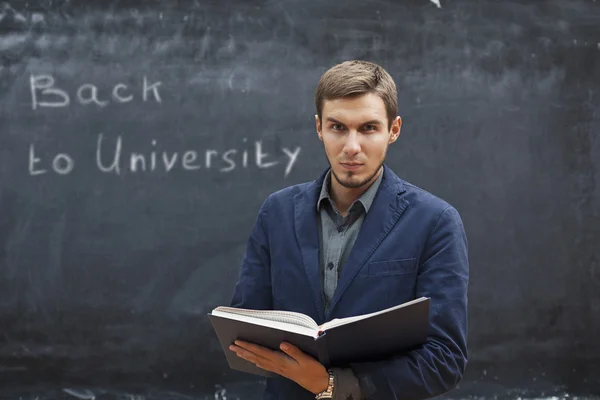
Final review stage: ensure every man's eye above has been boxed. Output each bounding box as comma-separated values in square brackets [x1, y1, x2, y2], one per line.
[363, 125, 376, 131]
[331, 124, 344, 131]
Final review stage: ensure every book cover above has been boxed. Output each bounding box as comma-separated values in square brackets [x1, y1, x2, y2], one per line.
[208, 297, 430, 376]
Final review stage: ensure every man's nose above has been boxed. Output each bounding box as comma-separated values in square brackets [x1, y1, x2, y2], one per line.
[343, 131, 361, 155]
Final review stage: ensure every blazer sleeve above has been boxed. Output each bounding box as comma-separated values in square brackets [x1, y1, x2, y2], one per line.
[229, 195, 273, 310]
[349, 205, 469, 400]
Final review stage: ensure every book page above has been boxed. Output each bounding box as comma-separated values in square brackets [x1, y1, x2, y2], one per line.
[212, 307, 319, 330]
[319, 297, 429, 331]
[211, 308, 319, 337]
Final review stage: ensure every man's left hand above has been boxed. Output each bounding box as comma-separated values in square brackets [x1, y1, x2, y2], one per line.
[229, 340, 330, 395]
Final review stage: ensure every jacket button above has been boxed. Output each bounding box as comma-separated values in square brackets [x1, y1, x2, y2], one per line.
[327, 262, 335, 270]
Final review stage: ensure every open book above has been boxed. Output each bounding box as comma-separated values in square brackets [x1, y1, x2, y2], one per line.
[208, 297, 430, 377]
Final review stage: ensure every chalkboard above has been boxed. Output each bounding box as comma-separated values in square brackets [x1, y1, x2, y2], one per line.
[1, 0, 599, 399]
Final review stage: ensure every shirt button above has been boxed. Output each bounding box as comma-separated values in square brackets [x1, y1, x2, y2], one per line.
[327, 262, 335, 270]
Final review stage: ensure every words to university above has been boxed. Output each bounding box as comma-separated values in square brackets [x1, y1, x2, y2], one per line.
[29, 135, 301, 177]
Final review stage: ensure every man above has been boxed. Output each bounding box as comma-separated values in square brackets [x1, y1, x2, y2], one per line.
[228, 60, 469, 399]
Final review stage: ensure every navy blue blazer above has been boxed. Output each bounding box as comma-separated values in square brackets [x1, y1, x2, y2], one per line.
[230, 165, 469, 400]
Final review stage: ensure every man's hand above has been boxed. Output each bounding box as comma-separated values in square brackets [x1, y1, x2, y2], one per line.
[229, 340, 330, 395]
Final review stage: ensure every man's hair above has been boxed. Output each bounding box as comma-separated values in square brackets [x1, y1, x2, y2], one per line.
[315, 60, 398, 129]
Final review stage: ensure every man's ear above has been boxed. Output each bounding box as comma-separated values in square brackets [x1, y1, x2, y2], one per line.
[389, 116, 402, 144]
[315, 114, 323, 141]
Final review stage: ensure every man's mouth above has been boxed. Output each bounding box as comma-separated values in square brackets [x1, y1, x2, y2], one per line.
[340, 162, 363, 171]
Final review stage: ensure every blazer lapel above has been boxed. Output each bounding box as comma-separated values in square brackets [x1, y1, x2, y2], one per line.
[326, 166, 409, 318]
[293, 170, 328, 323]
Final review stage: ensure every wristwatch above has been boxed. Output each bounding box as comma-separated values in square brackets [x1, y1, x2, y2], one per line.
[315, 369, 335, 399]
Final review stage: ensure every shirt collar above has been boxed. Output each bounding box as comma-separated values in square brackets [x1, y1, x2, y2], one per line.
[316, 167, 384, 213]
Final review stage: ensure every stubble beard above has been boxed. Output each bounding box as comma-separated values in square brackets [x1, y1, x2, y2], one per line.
[331, 159, 385, 189]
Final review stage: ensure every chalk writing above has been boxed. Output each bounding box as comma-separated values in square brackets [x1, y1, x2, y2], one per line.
[95, 135, 300, 176]
[214, 385, 227, 400]
[29, 74, 162, 109]
[0, 3, 27, 25]
[62, 388, 95, 400]
[29, 145, 75, 175]
[28, 135, 301, 177]
[26, 74, 303, 178]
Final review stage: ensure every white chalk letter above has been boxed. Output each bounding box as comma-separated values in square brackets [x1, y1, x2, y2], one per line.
[30, 74, 69, 110]
[182, 151, 201, 170]
[77, 84, 108, 107]
[220, 149, 237, 172]
[130, 154, 146, 172]
[112, 83, 133, 103]
[162, 152, 179, 172]
[255, 141, 278, 169]
[242, 138, 249, 167]
[52, 154, 74, 175]
[143, 77, 162, 103]
[205, 150, 218, 168]
[282, 147, 301, 177]
[96, 133, 121, 175]
[28, 144, 47, 175]
[150, 140, 157, 171]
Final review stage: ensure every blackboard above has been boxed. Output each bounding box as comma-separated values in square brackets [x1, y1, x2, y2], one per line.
[1, 0, 599, 398]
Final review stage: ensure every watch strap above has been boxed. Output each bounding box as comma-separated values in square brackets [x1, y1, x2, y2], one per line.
[315, 369, 335, 399]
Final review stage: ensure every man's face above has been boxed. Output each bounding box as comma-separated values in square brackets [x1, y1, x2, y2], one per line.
[316, 93, 401, 189]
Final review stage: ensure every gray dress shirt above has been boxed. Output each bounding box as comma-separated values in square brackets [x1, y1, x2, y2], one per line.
[316, 168, 384, 399]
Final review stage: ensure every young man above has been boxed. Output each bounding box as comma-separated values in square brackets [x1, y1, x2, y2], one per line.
[228, 60, 469, 400]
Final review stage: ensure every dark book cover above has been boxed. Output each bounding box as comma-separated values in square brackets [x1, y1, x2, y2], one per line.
[322, 298, 430, 367]
[208, 298, 430, 376]
[207, 314, 324, 377]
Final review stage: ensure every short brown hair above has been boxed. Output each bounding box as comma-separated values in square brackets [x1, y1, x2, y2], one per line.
[315, 60, 398, 129]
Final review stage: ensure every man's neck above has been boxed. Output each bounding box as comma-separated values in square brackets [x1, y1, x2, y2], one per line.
[329, 167, 382, 216]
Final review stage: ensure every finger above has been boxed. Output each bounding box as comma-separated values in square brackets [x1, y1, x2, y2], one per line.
[235, 340, 287, 360]
[229, 344, 271, 365]
[235, 351, 273, 373]
[229, 345, 289, 376]
[278, 342, 304, 363]
[232, 341, 298, 374]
